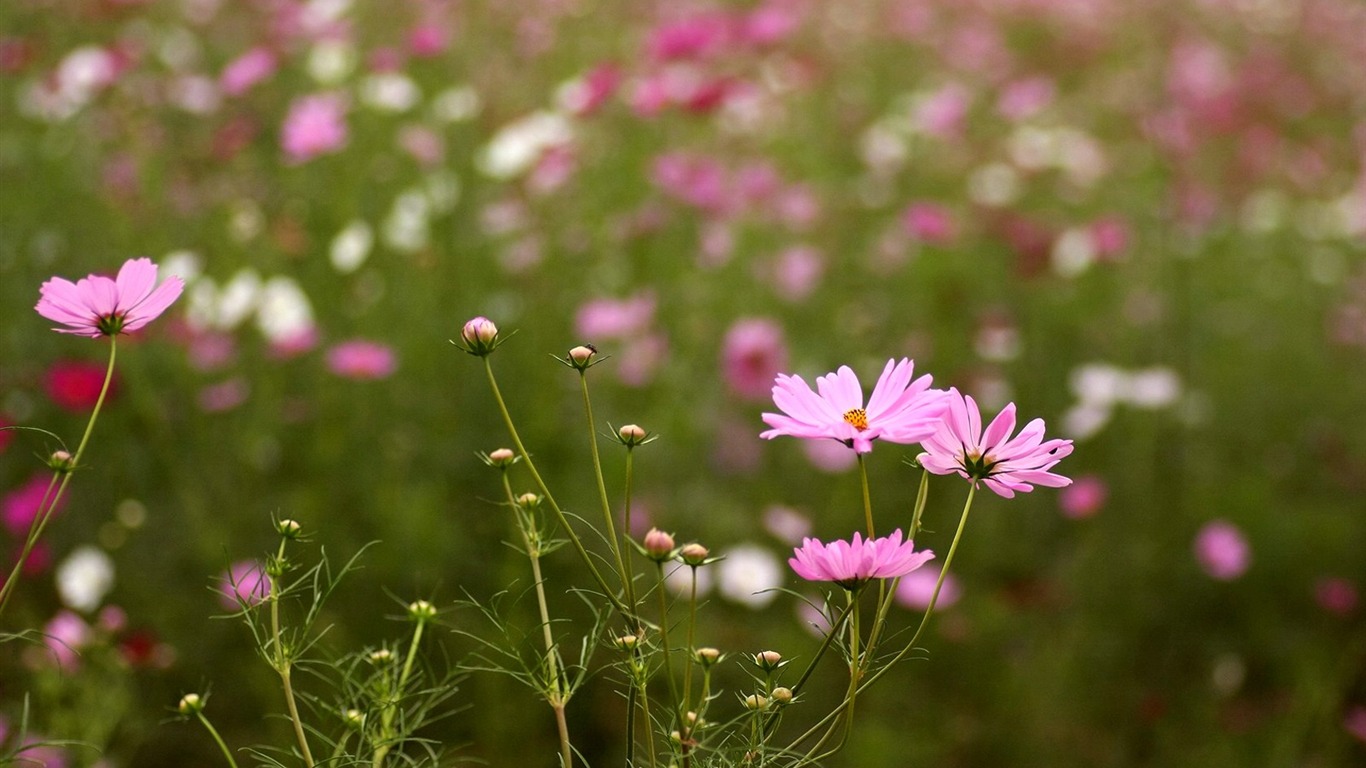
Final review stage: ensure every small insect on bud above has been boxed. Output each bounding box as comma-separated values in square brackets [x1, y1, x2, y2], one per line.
[178, 693, 205, 715]
[567, 344, 597, 370]
[276, 519, 302, 538]
[743, 694, 768, 711]
[754, 650, 783, 672]
[407, 599, 437, 621]
[343, 708, 365, 730]
[694, 647, 721, 667]
[642, 528, 676, 562]
[678, 543, 710, 567]
[459, 316, 500, 356]
[613, 634, 640, 651]
[368, 648, 395, 665]
[47, 450, 75, 473]
[486, 448, 517, 468]
[771, 687, 794, 705]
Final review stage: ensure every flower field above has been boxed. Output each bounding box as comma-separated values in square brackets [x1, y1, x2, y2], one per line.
[1, 0, 1365, 766]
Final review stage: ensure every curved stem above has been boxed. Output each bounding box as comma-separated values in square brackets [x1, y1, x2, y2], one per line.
[0, 338, 118, 620]
[195, 711, 241, 768]
[579, 373, 630, 603]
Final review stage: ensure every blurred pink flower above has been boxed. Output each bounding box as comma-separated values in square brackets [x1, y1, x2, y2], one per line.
[0, 414, 12, 454]
[4, 475, 63, 536]
[914, 83, 970, 139]
[901, 202, 957, 245]
[575, 293, 656, 339]
[1090, 215, 1131, 260]
[407, 23, 450, 57]
[763, 505, 812, 544]
[646, 14, 732, 61]
[651, 152, 731, 214]
[561, 63, 621, 115]
[220, 48, 277, 96]
[45, 359, 116, 411]
[36, 257, 184, 338]
[42, 610, 90, 671]
[770, 245, 825, 302]
[801, 438, 858, 473]
[896, 567, 960, 611]
[617, 332, 668, 388]
[198, 378, 250, 413]
[1193, 520, 1251, 581]
[918, 388, 1074, 498]
[326, 340, 397, 380]
[1314, 577, 1358, 617]
[1344, 706, 1366, 743]
[789, 530, 934, 589]
[281, 93, 348, 163]
[741, 2, 801, 45]
[186, 331, 237, 372]
[762, 359, 945, 455]
[219, 560, 270, 609]
[1059, 474, 1107, 519]
[721, 318, 789, 401]
[997, 76, 1055, 121]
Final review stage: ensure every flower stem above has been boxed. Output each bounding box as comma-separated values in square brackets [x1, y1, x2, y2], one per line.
[372, 617, 428, 768]
[579, 373, 630, 605]
[654, 564, 684, 744]
[481, 358, 631, 620]
[195, 710, 241, 768]
[856, 454, 874, 538]
[0, 337, 117, 621]
[269, 538, 315, 768]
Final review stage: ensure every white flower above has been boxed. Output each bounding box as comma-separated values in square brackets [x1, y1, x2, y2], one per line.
[56, 546, 115, 613]
[330, 220, 374, 273]
[716, 545, 782, 609]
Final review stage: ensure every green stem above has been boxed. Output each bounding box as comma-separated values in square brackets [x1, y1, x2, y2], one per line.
[621, 449, 641, 625]
[654, 564, 683, 741]
[0, 338, 118, 620]
[682, 568, 698, 733]
[856, 454, 874, 538]
[373, 618, 428, 768]
[481, 358, 631, 619]
[270, 539, 315, 768]
[579, 373, 630, 603]
[195, 710, 241, 768]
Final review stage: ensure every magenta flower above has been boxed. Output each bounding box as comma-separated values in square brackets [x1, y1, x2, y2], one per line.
[917, 388, 1073, 498]
[1193, 520, 1250, 581]
[35, 257, 184, 338]
[789, 529, 934, 590]
[761, 358, 946, 455]
[326, 339, 397, 380]
[281, 93, 348, 163]
[219, 560, 270, 609]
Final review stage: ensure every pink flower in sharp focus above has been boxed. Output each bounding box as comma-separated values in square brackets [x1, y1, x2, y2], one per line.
[220, 48, 277, 96]
[219, 560, 270, 609]
[722, 318, 789, 401]
[895, 566, 960, 611]
[761, 359, 946, 455]
[3, 475, 65, 536]
[36, 257, 184, 338]
[281, 93, 348, 163]
[918, 388, 1073, 498]
[1193, 520, 1251, 581]
[326, 340, 397, 380]
[789, 530, 934, 590]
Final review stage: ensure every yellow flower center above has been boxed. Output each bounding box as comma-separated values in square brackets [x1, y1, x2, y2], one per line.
[842, 408, 869, 431]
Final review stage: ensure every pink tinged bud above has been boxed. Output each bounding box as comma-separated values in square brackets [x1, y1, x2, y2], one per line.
[618, 424, 648, 446]
[694, 646, 721, 665]
[48, 450, 75, 473]
[566, 344, 597, 371]
[754, 650, 783, 671]
[488, 448, 516, 467]
[460, 316, 499, 355]
[771, 686, 794, 705]
[679, 543, 710, 566]
[642, 528, 676, 561]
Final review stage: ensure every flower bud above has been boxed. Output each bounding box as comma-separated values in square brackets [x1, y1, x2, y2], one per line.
[678, 543, 709, 567]
[486, 448, 516, 468]
[694, 647, 721, 667]
[343, 708, 365, 730]
[613, 634, 640, 651]
[516, 492, 542, 509]
[617, 424, 648, 447]
[743, 694, 768, 711]
[178, 692, 205, 715]
[368, 648, 395, 665]
[47, 450, 75, 473]
[771, 686, 794, 705]
[642, 528, 676, 562]
[568, 344, 597, 370]
[407, 599, 437, 621]
[276, 519, 302, 538]
[754, 650, 783, 671]
[460, 316, 499, 356]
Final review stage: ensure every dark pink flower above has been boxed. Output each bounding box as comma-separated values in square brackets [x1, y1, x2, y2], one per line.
[1193, 520, 1251, 581]
[281, 93, 348, 163]
[36, 257, 184, 338]
[3, 475, 64, 536]
[45, 360, 115, 411]
[762, 359, 946, 455]
[1345, 706, 1366, 743]
[0, 414, 13, 454]
[326, 340, 396, 380]
[721, 318, 789, 401]
[1315, 577, 1358, 617]
[407, 24, 450, 57]
[789, 529, 934, 589]
[219, 560, 270, 609]
[918, 388, 1073, 498]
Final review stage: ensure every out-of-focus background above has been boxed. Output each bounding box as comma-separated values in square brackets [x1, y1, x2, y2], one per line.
[2, 0, 1365, 765]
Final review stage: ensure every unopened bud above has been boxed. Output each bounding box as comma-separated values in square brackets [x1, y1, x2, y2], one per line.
[47, 450, 75, 473]
[516, 492, 542, 509]
[460, 316, 499, 356]
[642, 528, 676, 562]
[613, 634, 640, 651]
[754, 650, 783, 671]
[743, 694, 768, 711]
[407, 600, 437, 621]
[178, 693, 204, 715]
[694, 647, 721, 666]
[617, 424, 648, 447]
[771, 687, 794, 705]
[487, 448, 516, 467]
[567, 344, 597, 370]
[276, 519, 302, 538]
[679, 543, 709, 567]
[368, 648, 395, 665]
[343, 708, 365, 730]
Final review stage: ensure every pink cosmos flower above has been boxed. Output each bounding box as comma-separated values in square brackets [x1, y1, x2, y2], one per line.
[918, 388, 1073, 498]
[1315, 577, 1358, 617]
[789, 530, 935, 589]
[721, 318, 789, 401]
[3, 475, 65, 536]
[220, 48, 277, 97]
[281, 93, 348, 163]
[1059, 474, 1107, 519]
[895, 567, 960, 611]
[326, 340, 397, 380]
[1193, 520, 1250, 581]
[45, 360, 116, 411]
[36, 257, 184, 338]
[219, 560, 270, 609]
[761, 358, 946, 455]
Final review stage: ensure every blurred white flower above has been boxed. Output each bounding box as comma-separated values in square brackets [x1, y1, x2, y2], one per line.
[307, 40, 356, 85]
[716, 544, 783, 609]
[477, 111, 573, 179]
[1062, 402, 1112, 441]
[430, 86, 481, 123]
[56, 546, 114, 613]
[256, 276, 316, 344]
[383, 189, 431, 252]
[1052, 227, 1097, 278]
[330, 220, 374, 273]
[663, 561, 714, 597]
[360, 74, 421, 112]
[160, 250, 203, 283]
[1125, 367, 1182, 409]
[1069, 363, 1128, 407]
[967, 163, 1021, 207]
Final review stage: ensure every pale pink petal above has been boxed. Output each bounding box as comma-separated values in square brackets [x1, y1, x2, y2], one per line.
[114, 258, 158, 309]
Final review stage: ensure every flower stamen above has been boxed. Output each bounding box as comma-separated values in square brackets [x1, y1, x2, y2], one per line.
[842, 408, 869, 431]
